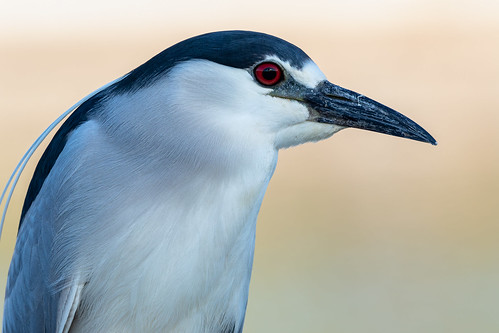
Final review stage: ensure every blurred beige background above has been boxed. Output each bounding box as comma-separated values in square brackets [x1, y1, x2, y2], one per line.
[1, 0, 498, 332]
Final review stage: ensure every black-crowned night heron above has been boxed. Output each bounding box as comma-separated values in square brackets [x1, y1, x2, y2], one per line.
[1, 30, 436, 332]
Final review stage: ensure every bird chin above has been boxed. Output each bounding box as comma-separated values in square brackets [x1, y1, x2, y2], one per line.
[274, 122, 344, 149]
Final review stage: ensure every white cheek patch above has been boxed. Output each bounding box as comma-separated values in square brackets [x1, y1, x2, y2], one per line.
[263, 56, 327, 88]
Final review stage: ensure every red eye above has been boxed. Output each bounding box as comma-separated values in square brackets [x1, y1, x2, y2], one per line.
[254, 62, 283, 86]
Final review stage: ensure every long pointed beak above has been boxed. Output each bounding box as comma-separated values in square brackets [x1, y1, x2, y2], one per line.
[304, 81, 437, 145]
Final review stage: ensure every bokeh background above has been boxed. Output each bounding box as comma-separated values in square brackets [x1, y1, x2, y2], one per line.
[1, 0, 498, 332]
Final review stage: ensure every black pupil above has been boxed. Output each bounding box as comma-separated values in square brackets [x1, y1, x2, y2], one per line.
[262, 67, 277, 81]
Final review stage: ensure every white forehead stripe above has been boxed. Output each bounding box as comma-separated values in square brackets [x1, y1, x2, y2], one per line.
[264, 56, 327, 88]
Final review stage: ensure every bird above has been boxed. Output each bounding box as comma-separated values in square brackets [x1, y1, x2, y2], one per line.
[1, 30, 436, 332]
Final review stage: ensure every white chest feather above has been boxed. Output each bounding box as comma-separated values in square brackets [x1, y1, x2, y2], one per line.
[45, 119, 278, 332]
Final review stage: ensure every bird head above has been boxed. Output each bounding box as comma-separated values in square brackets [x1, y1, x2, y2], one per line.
[106, 30, 436, 152]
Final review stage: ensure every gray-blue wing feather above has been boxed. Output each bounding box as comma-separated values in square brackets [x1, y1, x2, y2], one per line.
[3, 207, 59, 333]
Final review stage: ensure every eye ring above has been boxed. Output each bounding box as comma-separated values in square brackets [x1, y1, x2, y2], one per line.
[254, 62, 283, 86]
